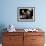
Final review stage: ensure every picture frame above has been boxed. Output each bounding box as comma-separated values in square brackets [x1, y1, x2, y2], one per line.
[17, 7, 35, 22]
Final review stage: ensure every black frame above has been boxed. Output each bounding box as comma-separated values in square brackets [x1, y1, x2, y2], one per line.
[17, 7, 35, 22]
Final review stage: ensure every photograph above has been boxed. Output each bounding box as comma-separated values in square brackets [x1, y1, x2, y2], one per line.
[17, 7, 35, 22]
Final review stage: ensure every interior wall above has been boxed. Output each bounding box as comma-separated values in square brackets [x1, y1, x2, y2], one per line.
[0, 0, 46, 30]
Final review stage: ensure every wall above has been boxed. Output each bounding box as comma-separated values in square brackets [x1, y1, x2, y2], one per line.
[0, 0, 46, 30]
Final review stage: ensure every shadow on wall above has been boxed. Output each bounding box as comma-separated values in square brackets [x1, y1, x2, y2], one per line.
[0, 24, 7, 43]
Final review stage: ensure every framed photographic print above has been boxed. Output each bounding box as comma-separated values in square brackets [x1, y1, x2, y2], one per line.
[17, 7, 35, 22]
